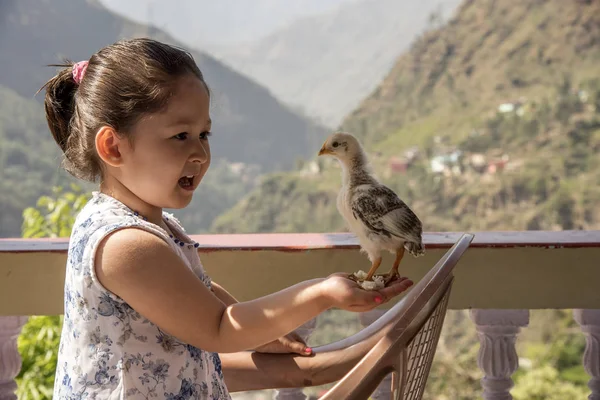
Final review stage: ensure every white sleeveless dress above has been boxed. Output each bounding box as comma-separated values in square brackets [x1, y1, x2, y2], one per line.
[53, 192, 231, 399]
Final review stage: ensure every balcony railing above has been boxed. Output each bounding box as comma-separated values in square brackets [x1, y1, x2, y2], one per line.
[1, 230, 599, 399]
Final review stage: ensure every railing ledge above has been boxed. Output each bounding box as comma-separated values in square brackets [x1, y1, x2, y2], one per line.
[1, 230, 599, 253]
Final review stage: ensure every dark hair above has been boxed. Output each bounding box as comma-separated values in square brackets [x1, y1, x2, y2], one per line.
[41, 37, 208, 181]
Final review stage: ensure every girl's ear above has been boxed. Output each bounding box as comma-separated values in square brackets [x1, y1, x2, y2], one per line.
[95, 126, 125, 167]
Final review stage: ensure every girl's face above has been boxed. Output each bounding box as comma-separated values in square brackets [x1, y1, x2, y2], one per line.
[101, 74, 212, 220]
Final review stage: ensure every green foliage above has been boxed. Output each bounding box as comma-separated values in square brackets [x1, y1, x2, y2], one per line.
[16, 316, 63, 400]
[15, 186, 86, 399]
[512, 365, 588, 400]
[520, 310, 588, 386]
[21, 185, 90, 238]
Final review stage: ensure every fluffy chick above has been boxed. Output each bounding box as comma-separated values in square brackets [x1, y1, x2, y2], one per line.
[318, 132, 424, 283]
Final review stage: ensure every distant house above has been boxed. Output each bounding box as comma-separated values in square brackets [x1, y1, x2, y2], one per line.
[388, 157, 409, 174]
[403, 146, 421, 163]
[498, 98, 527, 115]
[430, 156, 446, 174]
[469, 153, 487, 173]
[487, 155, 510, 174]
[430, 150, 463, 176]
[498, 103, 517, 113]
[487, 161, 505, 174]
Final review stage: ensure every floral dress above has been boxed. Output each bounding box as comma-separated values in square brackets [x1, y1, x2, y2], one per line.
[53, 192, 231, 399]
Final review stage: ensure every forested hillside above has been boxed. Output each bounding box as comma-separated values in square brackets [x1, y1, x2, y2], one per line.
[213, 0, 600, 234]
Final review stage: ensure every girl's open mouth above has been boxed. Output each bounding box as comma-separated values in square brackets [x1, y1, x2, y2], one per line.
[178, 175, 194, 190]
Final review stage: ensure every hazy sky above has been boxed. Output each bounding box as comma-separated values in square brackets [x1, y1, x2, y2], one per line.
[99, 0, 354, 47]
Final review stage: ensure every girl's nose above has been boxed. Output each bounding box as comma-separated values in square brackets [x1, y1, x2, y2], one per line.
[190, 139, 209, 163]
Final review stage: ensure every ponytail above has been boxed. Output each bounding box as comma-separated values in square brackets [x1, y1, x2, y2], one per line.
[41, 62, 78, 153]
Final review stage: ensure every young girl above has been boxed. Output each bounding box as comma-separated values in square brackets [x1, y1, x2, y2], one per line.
[43, 38, 413, 399]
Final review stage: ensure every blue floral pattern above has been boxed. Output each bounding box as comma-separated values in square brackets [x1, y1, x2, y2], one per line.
[53, 192, 230, 399]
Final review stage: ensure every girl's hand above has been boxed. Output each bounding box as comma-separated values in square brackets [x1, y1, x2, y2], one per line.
[254, 331, 313, 356]
[319, 273, 413, 312]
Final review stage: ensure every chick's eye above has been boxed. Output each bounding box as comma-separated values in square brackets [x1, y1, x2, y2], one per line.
[200, 131, 212, 140]
[173, 132, 188, 141]
[332, 141, 339, 148]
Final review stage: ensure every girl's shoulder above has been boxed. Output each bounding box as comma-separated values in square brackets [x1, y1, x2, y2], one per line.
[68, 192, 169, 261]
[65, 192, 176, 297]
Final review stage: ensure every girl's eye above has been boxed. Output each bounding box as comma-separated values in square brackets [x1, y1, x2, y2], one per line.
[200, 131, 212, 140]
[174, 132, 188, 141]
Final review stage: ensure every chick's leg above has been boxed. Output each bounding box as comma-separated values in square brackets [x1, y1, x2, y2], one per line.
[364, 257, 382, 281]
[385, 247, 405, 285]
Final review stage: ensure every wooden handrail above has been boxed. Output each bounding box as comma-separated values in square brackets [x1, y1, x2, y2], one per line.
[0, 231, 598, 253]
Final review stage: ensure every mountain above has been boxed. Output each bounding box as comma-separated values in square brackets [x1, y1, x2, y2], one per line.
[0, 0, 327, 172]
[341, 0, 600, 148]
[98, 0, 353, 48]
[211, 0, 462, 126]
[0, 0, 329, 237]
[212, 0, 600, 234]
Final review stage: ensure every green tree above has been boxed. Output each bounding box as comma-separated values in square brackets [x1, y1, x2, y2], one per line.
[21, 185, 90, 238]
[513, 365, 588, 400]
[16, 185, 89, 400]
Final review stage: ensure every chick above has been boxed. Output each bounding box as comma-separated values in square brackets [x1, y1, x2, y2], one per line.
[318, 132, 424, 283]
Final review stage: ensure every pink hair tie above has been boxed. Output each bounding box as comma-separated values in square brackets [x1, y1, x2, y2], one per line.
[72, 61, 89, 84]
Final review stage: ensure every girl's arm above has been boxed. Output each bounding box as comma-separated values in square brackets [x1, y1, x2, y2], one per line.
[220, 330, 381, 392]
[95, 228, 411, 354]
[212, 281, 313, 355]
[211, 282, 238, 306]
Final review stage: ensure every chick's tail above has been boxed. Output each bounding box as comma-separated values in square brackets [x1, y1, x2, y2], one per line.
[406, 240, 425, 257]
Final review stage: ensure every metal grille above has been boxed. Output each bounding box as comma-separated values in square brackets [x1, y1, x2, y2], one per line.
[400, 287, 452, 400]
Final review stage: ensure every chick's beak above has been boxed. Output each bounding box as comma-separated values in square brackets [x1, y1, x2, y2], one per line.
[318, 144, 330, 156]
